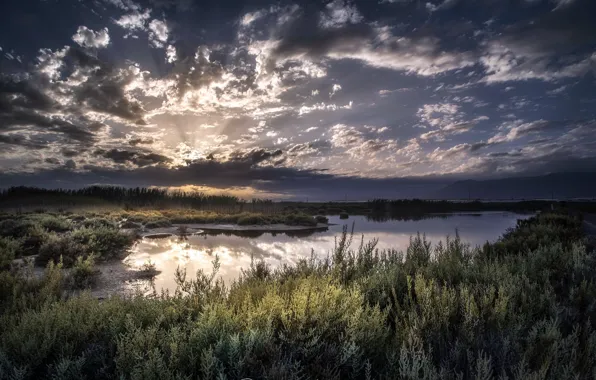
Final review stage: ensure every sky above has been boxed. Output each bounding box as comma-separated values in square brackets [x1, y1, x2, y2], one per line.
[0, 0, 595, 199]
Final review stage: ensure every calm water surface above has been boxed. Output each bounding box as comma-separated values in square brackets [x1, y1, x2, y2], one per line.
[124, 212, 529, 293]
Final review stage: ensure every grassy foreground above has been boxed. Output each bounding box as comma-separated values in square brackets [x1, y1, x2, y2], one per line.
[1, 212, 596, 379]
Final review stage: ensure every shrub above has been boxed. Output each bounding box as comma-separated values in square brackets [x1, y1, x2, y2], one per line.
[339, 212, 349, 219]
[237, 213, 267, 225]
[137, 260, 160, 279]
[144, 219, 172, 229]
[17, 224, 50, 257]
[81, 217, 116, 229]
[0, 237, 20, 270]
[0, 219, 36, 239]
[119, 220, 142, 229]
[36, 233, 87, 267]
[315, 215, 329, 224]
[68, 255, 98, 289]
[70, 226, 134, 260]
[284, 213, 317, 226]
[29, 214, 73, 232]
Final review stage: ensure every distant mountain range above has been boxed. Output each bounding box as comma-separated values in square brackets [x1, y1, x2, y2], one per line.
[430, 172, 596, 200]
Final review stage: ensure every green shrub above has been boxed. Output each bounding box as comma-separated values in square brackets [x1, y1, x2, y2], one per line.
[29, 214, 73, 232]
[68, 255, 98, 289]
[339, 212, 349, 219]
[81, 217, 116, 229]
[0, 237, 20, 270]
[0, 219, 36, 238]
[36, 233, 87, 267]
[237, 213, 267, 225]
[70, 226, 134, 260]
[17, 224, 50, 257]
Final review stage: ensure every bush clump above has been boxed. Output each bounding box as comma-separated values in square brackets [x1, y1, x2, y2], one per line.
[315, 215, 329, 224]
[144, 219, 172, 229]
[237, 213, 267, 225]
[36, 233, 87, 267]
[339, 211, 349, 219]
[283, 213, 317, 226]
[0, 237, 20, 269]
[70, 226, 134, 260]
[36, 226, 134, 267]
[119, 220, 142, 229]
[67, 255, 98, 289]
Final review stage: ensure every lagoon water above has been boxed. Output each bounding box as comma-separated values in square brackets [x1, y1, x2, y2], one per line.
[124, 212, 529, 294]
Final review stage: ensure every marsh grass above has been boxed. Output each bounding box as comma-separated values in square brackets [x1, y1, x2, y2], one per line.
[0, 212, 595, 379]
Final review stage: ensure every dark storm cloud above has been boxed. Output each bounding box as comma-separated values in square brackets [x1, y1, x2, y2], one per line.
[65, 47, 146, 123]
[129, 137, 154, 145]
[272, 23, 374, 59]
[266, 5, 475, 76]
[0, 134, 46, 149]
[94, 148, 172, 167]
[44, 157, 60, 164]
[60, 148, 80, 157]
[0, 79, 55, 112]
[0, 106, 96, 144]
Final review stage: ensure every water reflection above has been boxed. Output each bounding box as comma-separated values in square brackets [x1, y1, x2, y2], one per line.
[124, 212, 529, 293]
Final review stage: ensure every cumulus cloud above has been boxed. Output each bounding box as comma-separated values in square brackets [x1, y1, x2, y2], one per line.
[148, 19, 169, 47]
[320, 0, 363, 28]
[72, 26, 111, 48]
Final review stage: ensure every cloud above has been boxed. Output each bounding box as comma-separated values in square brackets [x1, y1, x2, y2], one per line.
[320, 0, 363, 28]
[481, 0, 596, 82]
[72, 26, 111, 49]
[65, 47, 146, 122]
[95, 148, 172, 167]
[420, 117, 488, 141]
[148, 19, 169, 47]
[128, 137, 154, 146]
[417, 103, 460, 128]
[487, 120, 561, 143]
[330, 124, 398, 157]
[330, 83, 342, 97]
[267, 5, 475, 76]
[0, 77, 97, 143]
[298, 101, 352, 115]
[241, 10, 266, 26]
[0, 133, 46, 150]
[114, 9, 151, 32]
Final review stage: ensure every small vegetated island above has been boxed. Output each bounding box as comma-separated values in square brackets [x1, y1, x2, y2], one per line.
[1, 186, 596, 378]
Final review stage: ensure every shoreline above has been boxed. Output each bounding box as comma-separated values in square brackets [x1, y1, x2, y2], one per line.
[137, 222, 330, 238]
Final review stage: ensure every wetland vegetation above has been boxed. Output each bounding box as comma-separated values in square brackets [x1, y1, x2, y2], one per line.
[0, 206, 595, 378]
